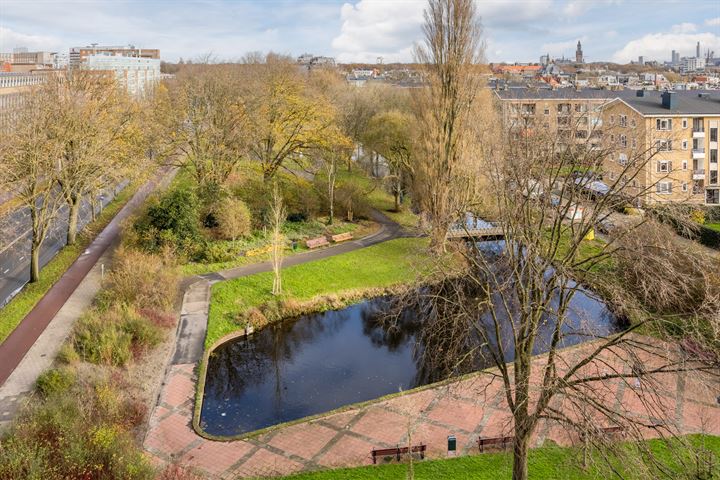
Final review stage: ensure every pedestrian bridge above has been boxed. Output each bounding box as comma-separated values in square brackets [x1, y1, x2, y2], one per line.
[446, 214, 504, 239]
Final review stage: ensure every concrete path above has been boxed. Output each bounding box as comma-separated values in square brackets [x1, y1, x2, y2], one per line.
[144, 338, 720, 479]
[0, 167, 177, 429]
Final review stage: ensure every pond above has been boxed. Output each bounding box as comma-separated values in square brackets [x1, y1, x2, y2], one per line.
[200, 264, 621, 436]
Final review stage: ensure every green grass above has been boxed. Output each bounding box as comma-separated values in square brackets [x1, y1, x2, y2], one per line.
[0, 183, 138, 344]
[205, 237, 430, 346]
[275, 435, 720, 480]
[705, 222, 720, 233]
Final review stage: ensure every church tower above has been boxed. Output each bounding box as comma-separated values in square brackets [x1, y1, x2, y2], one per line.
[575, 40, 584, 63]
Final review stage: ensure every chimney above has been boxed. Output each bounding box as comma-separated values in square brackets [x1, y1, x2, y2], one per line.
[661, 91, 677, 109]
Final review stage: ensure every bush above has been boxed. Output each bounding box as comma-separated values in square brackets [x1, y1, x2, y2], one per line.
[56, 343, 80, 364]
[73, 310, 133, 366]
[36, 367, 76, 398]
[120, 310, 163, 355]
[99, 247, 179, 313]
[213, 196, 252, 241]
[0, 379, 154, 480]
[133, 186, 201, 254]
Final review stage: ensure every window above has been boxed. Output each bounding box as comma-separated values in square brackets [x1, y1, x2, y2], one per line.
[656, 182, 672, 194]
[558, 116, 571, 126]
[630, 118, 636, 128]
[656, 118, 672, 130]
[608, 171, 616, 180]
[656, 139, 672, 152]
[693, 118, 704, 132]
[557, 103, 571, 114]
[575, 103, 587, 113]
[619, 153, 628, 165]
[610, 134, 615, 143]
[682, 182, 688, 192]
[657, 160, 672, 173]
[544, 107, 550, 115]
[632, 179, 638, 187]
[711, 128, 718, 142]
[521, 103, 536, 115]
[711, 170, 718, 185]
[620, 135, 627, 147]
[632, 138, 637, 149]
[619, 115, 627, 127]
[712, 150, 718, 164]
[682, 118, 688, 129]
[682, 140, 688, 150]
[610, 115, 615, 125]
[682, 160, 688, 170]
[575, 130, 588, 139]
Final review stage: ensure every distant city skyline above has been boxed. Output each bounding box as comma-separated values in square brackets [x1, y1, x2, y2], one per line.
[0, 0, 719, 64]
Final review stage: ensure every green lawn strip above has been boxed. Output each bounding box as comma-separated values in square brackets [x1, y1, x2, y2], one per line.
[0, 183, 138, 344]
[705, 222, 720, 233]
[274, 434, 720, 480]
[182, 218, 373, 276]
[205, 237, 430, 347]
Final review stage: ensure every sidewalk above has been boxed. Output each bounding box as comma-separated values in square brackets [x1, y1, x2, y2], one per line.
[0, 167, 176, 430]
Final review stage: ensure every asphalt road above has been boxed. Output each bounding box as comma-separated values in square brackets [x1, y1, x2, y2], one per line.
[0, 181, 128, 307]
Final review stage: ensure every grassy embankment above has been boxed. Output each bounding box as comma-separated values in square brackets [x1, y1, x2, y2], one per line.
[705, 222, 720, 233]
[0, 183, 138, 344]
[277, 434, 720, 480]
[205, 237, 430, 347]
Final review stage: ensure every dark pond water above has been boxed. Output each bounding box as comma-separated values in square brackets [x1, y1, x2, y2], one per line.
[200, 255, 621, 436]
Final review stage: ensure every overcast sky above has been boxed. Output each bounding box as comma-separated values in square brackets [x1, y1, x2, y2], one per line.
[1, 0, 719, 64]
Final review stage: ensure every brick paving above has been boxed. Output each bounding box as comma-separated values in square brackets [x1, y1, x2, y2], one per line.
[144, 338, 720, 479]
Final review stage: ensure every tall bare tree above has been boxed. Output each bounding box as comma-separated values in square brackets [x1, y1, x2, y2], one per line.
[0, 89, 65, 282]
[395, 113, 719, 480]
[49, 71, 143, 245]
[413, 0, 487, 253]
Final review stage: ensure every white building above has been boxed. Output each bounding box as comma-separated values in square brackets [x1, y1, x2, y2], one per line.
[680, 57, 706, 74]
[83, 53, 161, 97]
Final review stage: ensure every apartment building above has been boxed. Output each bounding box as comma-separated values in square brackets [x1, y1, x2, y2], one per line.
[83, 53, 161, 97]
[602, 90, 720, 205]
[494, 87, 620, 146]
[0, 72, 48, 129]
[69, 45, 160, 69]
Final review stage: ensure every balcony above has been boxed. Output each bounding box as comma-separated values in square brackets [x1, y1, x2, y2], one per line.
[693, 148, 705, 159]
[693, 130, 705, 138]
[693, 169, 705, 180]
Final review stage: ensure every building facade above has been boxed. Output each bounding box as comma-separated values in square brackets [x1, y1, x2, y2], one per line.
[83, 53, 161, 97]
[70, 45, 160, 69]
[601, 91, 720, 205]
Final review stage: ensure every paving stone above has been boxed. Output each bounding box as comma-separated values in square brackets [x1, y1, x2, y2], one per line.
[350, 407, 410, 445]
[427, 395, 485, 432]
[316, 434, 376, 467]
[144, 412, 199, 456]
[231, 448, 305, 477]
[268, 423, 338, 460]
[180, 440, 254, 476]
[162, 370, 196, 408]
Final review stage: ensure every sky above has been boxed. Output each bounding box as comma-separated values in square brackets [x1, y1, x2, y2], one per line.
[0, 0, 719, 64]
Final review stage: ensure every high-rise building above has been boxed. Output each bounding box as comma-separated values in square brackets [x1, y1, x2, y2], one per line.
[638, 56, 644, 65]
[696, 41, 701, 58]
[69, 45, 160, 69]
[83, 53, 161, 97]
[575, 41, 584, 63]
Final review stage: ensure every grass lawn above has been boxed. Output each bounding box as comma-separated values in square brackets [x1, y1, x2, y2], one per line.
[206, 237, 430, 347]
[0, 183, 138, 344]
[275, 435, 720, 480]
[705, 222, 720, 233]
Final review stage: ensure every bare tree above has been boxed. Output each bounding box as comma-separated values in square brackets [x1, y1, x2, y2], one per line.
[270, 183, 286, 296]
[392, 115, 719, 480]
[413, 0, 487, 253]
[0, 90, 65, 282]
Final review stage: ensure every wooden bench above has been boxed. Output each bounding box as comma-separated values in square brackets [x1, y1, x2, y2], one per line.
[371, 444, 426, 464]
[478, 435, 514, 453]
[599, 425, 626, 436]
[305, 236, 329, 249]
[331, 232, 353, 243]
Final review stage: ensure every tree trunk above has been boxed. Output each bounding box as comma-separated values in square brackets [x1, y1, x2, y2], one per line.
[30, 242, 41, 283]
[66, 195, 80, 246]
[328, 183, 334, 225]
[394, 186, 400, 212]
[512, 430, 530, 480]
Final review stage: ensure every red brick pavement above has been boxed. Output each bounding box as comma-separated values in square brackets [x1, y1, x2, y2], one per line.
[144, 338, 720, 479]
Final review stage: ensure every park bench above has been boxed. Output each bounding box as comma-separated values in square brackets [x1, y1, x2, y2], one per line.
[478, 435, 514, 453]
[306, 236, 329, 249]
[371, 444, 426, 464]
[599, 425, 626, 436]
[331, 232, 353, 243]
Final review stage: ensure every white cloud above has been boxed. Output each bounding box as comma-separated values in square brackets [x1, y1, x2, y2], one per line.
[540, 37, 586, 56]
[611, 32, 720, 63]
[706, 17, 720, 27]
[0, 27, 63, 52]
[562, 0, 622, 18]
[670, 22, 697, 34]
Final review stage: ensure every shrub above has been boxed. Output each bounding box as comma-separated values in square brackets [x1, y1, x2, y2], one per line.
[120, 310, 163, 355]
[213, 196, 252, 241]
[0, 379, 154, 480]
[73, 310, 133, 366]
[691, 209, 706, 225]
[133, 186, 201, 254]
[36, 367, 76, 398]
[197, 240, 238, 263]
[99, 247, 179, 313]
[56, 343, 80, 364]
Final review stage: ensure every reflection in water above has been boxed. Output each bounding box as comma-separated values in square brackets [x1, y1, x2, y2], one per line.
[201, 263, 621, 436]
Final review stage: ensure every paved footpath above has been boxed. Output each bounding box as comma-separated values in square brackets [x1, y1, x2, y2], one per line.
[0, 167, 177, 429]
[144, 214, 720, 478]
[145, 336, 720, 479]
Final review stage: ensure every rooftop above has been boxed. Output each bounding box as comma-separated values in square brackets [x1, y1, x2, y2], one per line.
[616, 90, 720, 115]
